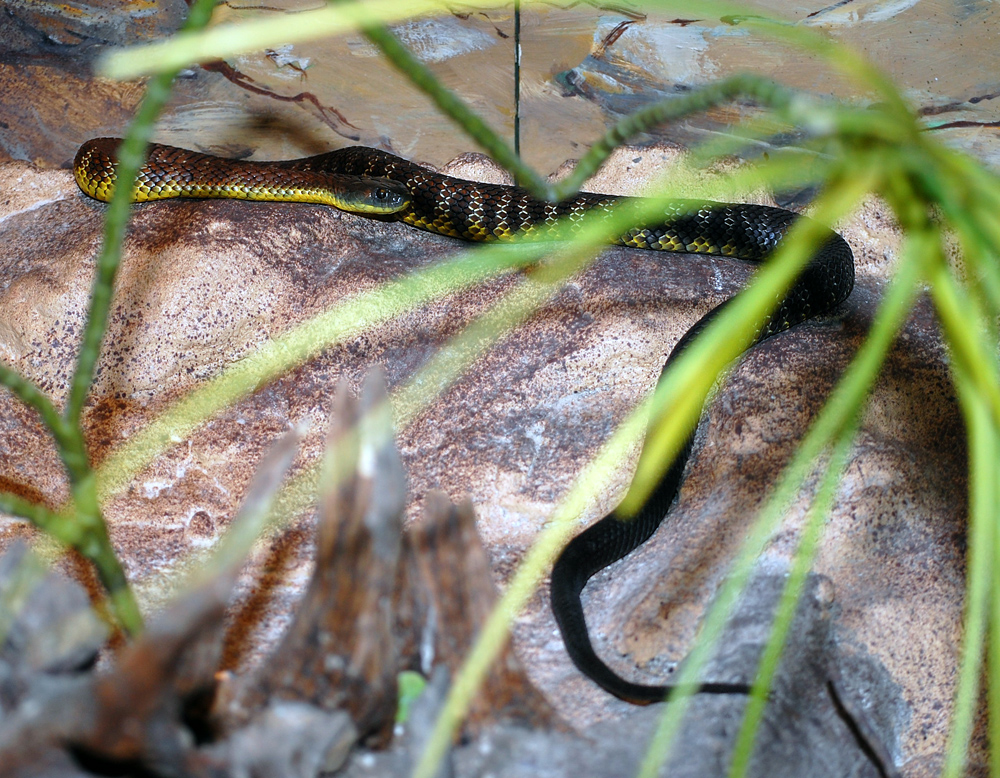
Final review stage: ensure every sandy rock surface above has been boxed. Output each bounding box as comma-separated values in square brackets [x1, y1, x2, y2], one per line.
[0, 145, 970, 775]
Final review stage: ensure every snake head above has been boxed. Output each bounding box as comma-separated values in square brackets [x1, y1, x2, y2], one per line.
[347, 177, 412, 214]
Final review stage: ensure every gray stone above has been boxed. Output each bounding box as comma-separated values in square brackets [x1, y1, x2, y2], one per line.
[0, 542, 107, 677]
[215, 701, 359, 778]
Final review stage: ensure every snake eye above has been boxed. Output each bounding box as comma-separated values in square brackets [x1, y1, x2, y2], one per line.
[362, 180, 409, 213]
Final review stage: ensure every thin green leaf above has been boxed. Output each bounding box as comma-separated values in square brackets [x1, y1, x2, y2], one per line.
[943, 365, 997, 778]
[930, 263, 1000, 432]
[92, 242, 543, 504]
[362, 23, 552, 199]
[99, 0, 525, 80]
[728, 223, 932, 778]
[938, 255, 1000, 777]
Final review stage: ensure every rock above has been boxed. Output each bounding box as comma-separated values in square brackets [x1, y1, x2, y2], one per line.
[0, 145, 969, 774]
[343, 568, 900, 778]
[214, 702, 358, 778]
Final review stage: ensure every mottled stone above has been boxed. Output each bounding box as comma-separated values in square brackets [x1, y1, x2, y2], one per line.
[0, 145, 969, 776]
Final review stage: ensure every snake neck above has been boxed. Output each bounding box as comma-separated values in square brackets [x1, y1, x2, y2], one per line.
[298, 147, 653, 243]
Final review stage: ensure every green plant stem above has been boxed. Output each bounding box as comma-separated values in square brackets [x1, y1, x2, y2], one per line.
[0, 493, 63, 535]
[0, 369, 127, 622]
[66, 0, 218, 428]
[942, 363, 997, 778]
[362, 23, 553, 198]
[912, 145, 1000, 316]
[554, 74, 797, 199]
[727, 224, 931, 778]
[932, 218, 1000, 777]
[44, 0, 219, 635]
[0, 364, 88, 479]
[391, 243, 604, 426]
[100, 0, 508, 79]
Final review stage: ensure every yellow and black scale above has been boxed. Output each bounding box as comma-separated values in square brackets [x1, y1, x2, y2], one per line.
[74, 138, 854, 705]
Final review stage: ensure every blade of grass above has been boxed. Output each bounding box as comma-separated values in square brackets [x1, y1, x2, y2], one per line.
[633, 203, 907, 778]
[729, 431, 855, 777]
[91, 241, 543, 504]
[631, 0, 912, 115]
[929, 263, 1000, 435]
[0, 494, 67, 539]
[409, 356, 651, 778]
[619, 165, 873, 515]
[390, 245, 605, 427]
[942, 370, 997, 778]
[727, 222, 932, 778]
[937, 273, 1000, 778]
[555, 75, 865, 201]
[910, 144, 1000, 317]
[634, 163, 941, 778]
[99, 0, 531, 81]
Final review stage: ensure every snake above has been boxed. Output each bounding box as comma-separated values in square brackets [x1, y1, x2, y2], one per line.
[74, 138, 854, 705]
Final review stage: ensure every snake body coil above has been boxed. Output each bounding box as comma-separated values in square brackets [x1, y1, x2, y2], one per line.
[75, 138, 854, 704]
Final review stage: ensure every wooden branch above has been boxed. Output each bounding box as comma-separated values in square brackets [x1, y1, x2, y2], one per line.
[238, 372, 405, 745]
[399, 490, 560, 732]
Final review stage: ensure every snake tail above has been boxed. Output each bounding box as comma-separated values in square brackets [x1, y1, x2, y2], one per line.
[551, 227, 853, 704]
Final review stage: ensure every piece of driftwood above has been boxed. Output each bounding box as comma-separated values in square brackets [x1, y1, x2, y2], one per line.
[0, 370, 558, 774]
[398, 491, 559, 732]
[231, 371, 557, 742]
[0, 545, 233, 777]
[232, 373, 406, 744]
